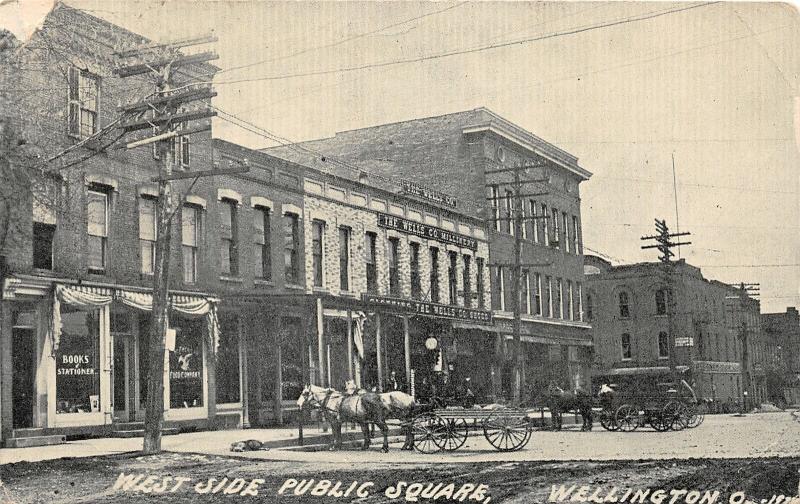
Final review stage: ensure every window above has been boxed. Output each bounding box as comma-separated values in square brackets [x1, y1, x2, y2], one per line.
[563, 212, 570, 253]
[462, 255, 471, 306]
[577, 282, 584, 321]
[216, 314, 241, 404]
[139, 197, 156, 274]
[618, 291, 631, 318]
[541, 203, 550, 246]
[410, 242, 421, 299]
[551, 207, 560, 248]
[68, 67, 98, 139]
[586, 294, 594, 321]
[388, 238, 400, 296]
[530, 200, 539, 243]
[33, 221, 55, 270]
[520, 202, 527, 239]
[175, 121, 190, 169]
[365, 232, 377, 293]
[169, 316, 204, 408]
[339, 226, 350, 291]
[219, 199, 239, 276]
[496, 266, 506, 311]
[655, 289, 667, 315]
[253, 206, 271, 280]
[429, 247, 440, 303]
[523, 270, 531, 314]
[621, 333, 632, 360]
[572, 216, 580, 253]
[546, 275, 553, 317]
[87, 188, 108, 273]
[56, 305, 101, 414]
[283, 213, 300, 284]
[490, 185, 500, 232]
[567, 280, 574, 321]
[658, 331, 669, 359]
[504, 190, 514, 235]
[534, 273, 542, 315]
[476, 257, 485, 309]
[448, 251, 458, 305]
[181, 205, 199, 283]
[311, 220, 325, 288]
[556, 278, 564, 319]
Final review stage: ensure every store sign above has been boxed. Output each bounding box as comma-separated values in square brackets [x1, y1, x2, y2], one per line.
[362, 294, 492, 324]
[170, 345, 202, 380]
[675, 337, 694, 347]
[377, 212, 477, 251]
[57, 354, 96, 376]
[694, 361, 741, 374]
[401, 180, 457, 208]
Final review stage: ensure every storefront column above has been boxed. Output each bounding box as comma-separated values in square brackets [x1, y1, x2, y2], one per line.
[403, 315, 411, 390]
[206, 333, 217, 430]
[346, 310, 354, 382]
[376, 313, 383, 392]
[0, 301, 12, 440]
[238, 314, 249, 428]
[274, 317, 283, 424]
[316, 298, 326, 387]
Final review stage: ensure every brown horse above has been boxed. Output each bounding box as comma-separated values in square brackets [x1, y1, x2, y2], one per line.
[297, 384, 391, 452]
[345, 380, 419, 450]
[544, 382, 594, 431]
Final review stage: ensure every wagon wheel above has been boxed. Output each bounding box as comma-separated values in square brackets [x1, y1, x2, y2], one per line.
[440, 418, 470, 452]
[615, 404, 640, 432]
[483, 412, 531, 452]
[685, 403, 705, 428]
[599, 409, 620, 431]
[662, 401, 689, 431]
[649, 409, 670, 432]
[412, 413, 447, 453]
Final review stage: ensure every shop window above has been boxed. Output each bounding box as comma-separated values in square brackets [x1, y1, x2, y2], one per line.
[388, 238, 400, 296]
[138, 314, 151, 409]
[311, 220, 324, 287]
[655, 289, 667, 315]
[429, 247, 440, 303]
[139, 197, 156, 274]
[658, 331, 669, 359]
[220, 198, 239, 276]
[216, 314, 241, 404]
[253, 206, 271, 280]
[476, 257, 484, 309]
[618, 291, 631, 318]
[339, 226, 350, 291]
[410, 242, 421, 299]
[169, 316, 204, 408]
[283, 213, 300, 284]
[56, 306, 101, 414]
[448, 251, 458, 305]
[67, 66, 98, 139]
[365, 232, 377, 293]
[33, 221, 55, 270]
[621, 333, 632, 360]
[87, 187, 109, 273]
[182, 205, 199, 283]
[280, 317, 303, 401]
[462, 255, 471, 306]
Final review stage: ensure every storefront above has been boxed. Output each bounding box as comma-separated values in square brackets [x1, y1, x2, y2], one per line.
[1, 275, 241, 442]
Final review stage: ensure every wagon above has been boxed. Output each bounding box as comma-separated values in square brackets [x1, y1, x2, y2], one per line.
[410, 407, 535, 453]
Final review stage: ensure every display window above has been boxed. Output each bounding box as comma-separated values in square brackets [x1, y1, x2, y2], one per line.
[56, 306, 101, 414]
[216, 313, 241, 404]
[169, 316, 204, 408]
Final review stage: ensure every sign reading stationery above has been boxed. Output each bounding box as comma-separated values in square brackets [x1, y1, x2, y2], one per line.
[377, 212, 477, 251]
[363, 294, 492, 324]
[401, 180, 457, 208]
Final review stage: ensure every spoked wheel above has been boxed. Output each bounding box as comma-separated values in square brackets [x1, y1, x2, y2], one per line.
[649, 410, 670, 432]
[663, 401, 689, 431]
[599, 409, 620, 431]
[615, 404, 641, 432]
[440, 418, 470, 451]
[685, 403, 705, 428]
[483, 413, 532, 452]
[412, 413, 447, 453]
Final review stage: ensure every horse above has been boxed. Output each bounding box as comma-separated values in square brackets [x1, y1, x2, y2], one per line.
[544, 382, 594, 431]
[297, 384, 391, 452]
[344, 380, 420, 450]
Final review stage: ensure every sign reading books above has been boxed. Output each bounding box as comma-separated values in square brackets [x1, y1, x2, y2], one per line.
[362, 294, 492, 324]
[377, 212, 477, 251]
[401, 180, 458, 208]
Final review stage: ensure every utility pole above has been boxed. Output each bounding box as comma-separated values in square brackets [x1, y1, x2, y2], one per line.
[641, 219, 691, 382]
[728, 282, 759, 413]
[114, 35, 245, 454]
[486, 160, 550, 404]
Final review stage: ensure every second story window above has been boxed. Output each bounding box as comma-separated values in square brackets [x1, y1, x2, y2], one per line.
[312, 220, 325, 288]
[283, 213, 300, 284]
[139, 197, 157, 275]
[619, 291, 631, 318]
[522, 270, 531, 314]
[429, 247, 440, 303]
[572, 215, 580, 253]
[551, 207, 560, 249]
[621, 333, 632, 360]
[567, 280, 575, 321]
[489, 185, 500, 232]
[33, 221, 56, 270]
[586, 293, 594, 321]
[448, 251, 458, 305]
[220, 199, 239, 276]
[563, 212, 570, 253]
[175, 122, 190, 169]
[530, 200, 539, 243]
[462, 255, 471, 306]
[546, 276, 553, 317]
[534, 272, 542, 315]
[87, 187, 108, 274]
[556, 278, 564, 319]
[655, 289, 667, 315]
[365, 232, 377, 293]
[504, 190, 514, 235]
[388, 238, 400, 296]
[181, 205, 199, 284]
[476, 257, 484, 309]
[495, 266, 505, 311]
[68, 67, 98, 139]
[541, 203, 550, 246]
[253, 206, 271, 280]
[339, 226, 350, 291]
[410, 242, 421, 299]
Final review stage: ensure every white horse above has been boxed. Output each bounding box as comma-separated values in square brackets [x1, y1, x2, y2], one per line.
[344, 380, 419, 450]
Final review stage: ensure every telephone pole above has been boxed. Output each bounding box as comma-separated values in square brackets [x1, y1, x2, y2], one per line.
[114, 34, 245, 454]
[486, 160, 550, 404]
[728, 282, 759, 412]
[641, 219, 691, 381]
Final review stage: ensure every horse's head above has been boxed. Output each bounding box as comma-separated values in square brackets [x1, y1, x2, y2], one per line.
[296, 385, 312, 410]
[598, 383, 617, 399]
[297, 384, 330, 410]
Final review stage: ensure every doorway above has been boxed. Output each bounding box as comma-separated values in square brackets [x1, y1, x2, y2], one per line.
[112, 336, 131, 421]
[12, 327, 36, 429]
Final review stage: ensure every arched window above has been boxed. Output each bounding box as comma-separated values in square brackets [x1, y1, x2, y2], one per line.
[618, 291, 631, 318]
[655, 289, 667, 315]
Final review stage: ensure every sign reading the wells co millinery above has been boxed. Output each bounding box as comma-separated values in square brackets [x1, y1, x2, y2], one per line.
[377, 212, 477, 251]
[362, 294, 492, 324]
[401, 180, 458, 208]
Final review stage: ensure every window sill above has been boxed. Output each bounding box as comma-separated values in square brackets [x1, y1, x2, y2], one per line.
[285, 283, 305, 290]
[219, 275, 243, 283]
[312, 286, 329, 294]
[140, 273, 154, 281]
[340, 290, 358, 298]
[253, 279, 274, 287]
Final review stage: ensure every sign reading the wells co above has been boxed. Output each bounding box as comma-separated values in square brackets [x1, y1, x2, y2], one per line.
[377, 212, 477, 251]
[401, 180, 458, 208]
[362, 294, 492, 324]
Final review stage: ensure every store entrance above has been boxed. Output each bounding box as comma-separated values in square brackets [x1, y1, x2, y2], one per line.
[112, 336, 131, 421]
[12, 327, 36, 429]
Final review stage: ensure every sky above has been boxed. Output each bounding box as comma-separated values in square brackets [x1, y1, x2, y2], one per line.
[2, 0, 799, 312]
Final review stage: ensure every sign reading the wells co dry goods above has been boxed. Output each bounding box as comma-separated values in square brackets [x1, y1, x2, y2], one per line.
[401, 180, 458, 208]
[362, 294, 492, 324]
[377, 212, 477, 251]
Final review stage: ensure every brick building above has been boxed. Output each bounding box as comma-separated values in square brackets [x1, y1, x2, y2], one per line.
[761, 307, 800, 405]
[265, 109, 593, 400]
[584, 255, 767, 406]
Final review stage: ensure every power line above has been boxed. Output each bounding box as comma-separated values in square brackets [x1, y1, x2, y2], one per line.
[212, 2, 719, 85]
